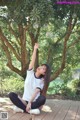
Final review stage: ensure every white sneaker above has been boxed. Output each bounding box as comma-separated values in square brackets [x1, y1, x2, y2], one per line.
[13, 106, 24, 113]
[29, 109, 40, 115]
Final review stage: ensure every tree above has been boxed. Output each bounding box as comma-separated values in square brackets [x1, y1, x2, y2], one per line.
[0, 1, 80, 95]
[0, 0, 53, 78]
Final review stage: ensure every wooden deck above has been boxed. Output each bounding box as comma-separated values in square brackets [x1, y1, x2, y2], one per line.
[0, 98, 80, 120]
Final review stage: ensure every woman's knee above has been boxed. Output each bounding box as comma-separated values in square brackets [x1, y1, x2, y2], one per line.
[8, 92, 18, 99]
[39, 95, 46, 104]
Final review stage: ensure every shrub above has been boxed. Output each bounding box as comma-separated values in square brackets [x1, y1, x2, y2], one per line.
[0, 77, 24, 96]
[67, 79, 80, 92]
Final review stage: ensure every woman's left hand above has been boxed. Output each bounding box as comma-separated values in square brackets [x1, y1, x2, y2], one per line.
[26, 102, 31, 112]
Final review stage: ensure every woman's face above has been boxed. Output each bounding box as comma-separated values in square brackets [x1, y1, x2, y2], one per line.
[37, 65, 47, 75]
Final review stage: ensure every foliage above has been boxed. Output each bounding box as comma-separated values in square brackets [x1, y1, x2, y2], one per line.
[0, 1, 80, 96]
[0, 1, 80, 77]
[0, 76, 24, 96]
[67, 79, 80, 92]
[47, 78, 64, 94]
[0, 0, 53, 26]
[47, 77, 80, 100]
[0, 57, 24, 96]
[3, 78, 24, 96]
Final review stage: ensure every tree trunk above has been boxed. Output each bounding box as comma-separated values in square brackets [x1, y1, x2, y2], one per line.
[18, 25, 29, 77]
[42, 15, 76, 96]
[29, 32, 39, 70]
[42, 83, 49, 96]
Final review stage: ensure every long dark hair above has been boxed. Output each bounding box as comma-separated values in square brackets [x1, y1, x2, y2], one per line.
[40, 64, 51, 95]
[40, 64, 51, 84]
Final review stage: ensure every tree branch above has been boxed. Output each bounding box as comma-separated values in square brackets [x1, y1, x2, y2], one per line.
[18, 25, 28, 73]
[35, 27, 40, 40]
[68, 36, 80, 48]
[53, 17, 77, 46]
[7, 63, 22, 76]
[50, 14, 73, 82]
[28, 28, 40, 69]
[28, 32, 35, 48]
[8, 23, 19, 41]
[1, 40, 22, 76]
[0, 28, 21, 62]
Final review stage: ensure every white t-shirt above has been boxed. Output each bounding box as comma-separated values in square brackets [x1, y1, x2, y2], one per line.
[22, 69, 44, 102]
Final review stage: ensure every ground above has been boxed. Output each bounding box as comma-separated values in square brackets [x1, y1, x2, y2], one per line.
[0, 97, 80, 120]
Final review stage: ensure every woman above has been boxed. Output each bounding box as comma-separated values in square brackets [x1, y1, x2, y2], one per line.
[9, 43, 51, 114]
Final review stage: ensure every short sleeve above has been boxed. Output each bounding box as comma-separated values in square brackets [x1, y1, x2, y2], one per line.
[27, 69, 34, 75]
[25, 69, 34, 80]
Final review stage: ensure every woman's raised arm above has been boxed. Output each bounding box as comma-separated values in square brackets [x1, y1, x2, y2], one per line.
[29, 43, 39, 70]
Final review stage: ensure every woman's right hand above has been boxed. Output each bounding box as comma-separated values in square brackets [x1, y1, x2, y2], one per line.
[26, 102, 31, 112]
[34, 43, 39, 50]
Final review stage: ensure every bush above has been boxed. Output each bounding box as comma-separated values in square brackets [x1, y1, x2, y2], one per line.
[61, 85, 76, 99]
[47, 79, 64, 95]
[67, 79, 80, 92]
[47, 79, 80, 100]
[0, 77, 24, 97]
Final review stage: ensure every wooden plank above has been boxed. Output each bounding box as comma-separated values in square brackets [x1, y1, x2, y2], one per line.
[42, 100, 71, 120]
[8, 110, 16, 118]
[41, 101, 63, 120]
[34, 99, 56, 120]
[64, 101, 78, 120]
[35, 111, 47, 120]
[1, 99, 80, 120]
[53, 104, 71, 120]
[8, 112, 25, 120]
[18, 113, 33, 120]
[75, 106, 80, 120]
